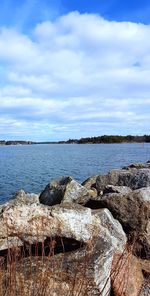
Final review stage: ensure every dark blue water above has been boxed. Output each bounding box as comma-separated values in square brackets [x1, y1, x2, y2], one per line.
[0, 143, 150, 204]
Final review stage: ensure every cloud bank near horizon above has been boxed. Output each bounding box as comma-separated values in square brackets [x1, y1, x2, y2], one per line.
[0, 12, 150, 140]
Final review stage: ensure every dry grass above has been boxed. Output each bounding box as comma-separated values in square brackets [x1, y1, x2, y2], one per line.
[0, 237, 94, 296]
[0, 233, 147, 296]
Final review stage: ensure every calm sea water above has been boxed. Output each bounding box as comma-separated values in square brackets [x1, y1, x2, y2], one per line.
[0, 143, 150, 204]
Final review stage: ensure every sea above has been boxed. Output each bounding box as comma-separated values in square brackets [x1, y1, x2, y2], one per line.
[0, 143, 150, 204]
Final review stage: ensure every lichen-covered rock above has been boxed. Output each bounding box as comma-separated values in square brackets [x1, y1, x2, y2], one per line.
[0, 190, 39, 213]
[0, 203, 94, 243]
[39, 177, 96, 206]
[0, 203, 126, 295]
[0, 204, 126, 249]
[14, 190, 39, 205]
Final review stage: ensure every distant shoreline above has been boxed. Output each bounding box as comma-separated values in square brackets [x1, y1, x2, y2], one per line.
[0, 142, 148, 146]
[0, 135, 150, 145]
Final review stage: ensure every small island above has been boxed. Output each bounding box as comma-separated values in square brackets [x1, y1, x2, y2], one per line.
[0, 140, 35, 145]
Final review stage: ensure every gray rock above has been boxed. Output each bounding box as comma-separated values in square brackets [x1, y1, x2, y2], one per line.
[103, 185, 132, 195]
[140, 283, 150, 296]
[94, 208, 127, 252]
[98, 187, 150, 259]
[122, 162, 150, 170]
[39, 176, 96, 206]
[82, 175, 98, 189]
[96, 168, 150, 193]
[134, 218, 150, 260]
[14, 190, 39, 205]
[99, 187, 150, 232]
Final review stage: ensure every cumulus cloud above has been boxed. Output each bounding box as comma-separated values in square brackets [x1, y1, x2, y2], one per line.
[0, 12, 150, 140]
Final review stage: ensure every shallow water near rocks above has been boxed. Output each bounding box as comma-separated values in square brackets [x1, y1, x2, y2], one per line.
[0, 143, 150, 204]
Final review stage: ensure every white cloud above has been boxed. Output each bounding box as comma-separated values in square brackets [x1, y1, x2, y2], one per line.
[0, 12, 150, 140]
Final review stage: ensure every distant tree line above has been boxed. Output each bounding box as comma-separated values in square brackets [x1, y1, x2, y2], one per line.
[61, 135, 150, 144]
[1, 135, 150, 145]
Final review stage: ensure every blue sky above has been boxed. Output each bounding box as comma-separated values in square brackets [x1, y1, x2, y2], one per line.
[1, 0, 150, 30]
[0, 0, 150, 140]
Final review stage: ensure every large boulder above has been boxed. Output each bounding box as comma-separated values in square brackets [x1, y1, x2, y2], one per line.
[0, 203, 127, 295]
[0, 203, 126, 250]
[83, 162, 150, 195]
[0, 203, 95, 243]
[98, 187, 150, 259]
[39, 177, 97, 206]
[96, 168, 150, 193]
[99, 187, 150, 233]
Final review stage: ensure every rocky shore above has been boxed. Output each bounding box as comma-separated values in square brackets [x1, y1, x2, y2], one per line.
[0, 161, 150, 295]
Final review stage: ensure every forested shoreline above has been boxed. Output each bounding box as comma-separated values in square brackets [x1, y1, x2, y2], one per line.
[0, 135, 150, 145]
[58, 135, 150, 144]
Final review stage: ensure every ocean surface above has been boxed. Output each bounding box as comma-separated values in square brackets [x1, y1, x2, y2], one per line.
[0, 143, 150, 204]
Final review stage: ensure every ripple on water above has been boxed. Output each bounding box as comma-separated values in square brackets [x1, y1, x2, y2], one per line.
[0, 143, 150, 203]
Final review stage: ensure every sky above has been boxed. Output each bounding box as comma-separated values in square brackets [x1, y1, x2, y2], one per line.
[0, 0, 150, 141]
